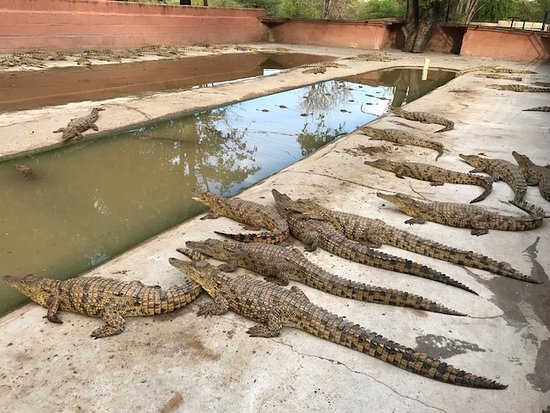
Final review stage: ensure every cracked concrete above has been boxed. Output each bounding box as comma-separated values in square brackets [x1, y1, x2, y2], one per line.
[0, 44, 549, 412]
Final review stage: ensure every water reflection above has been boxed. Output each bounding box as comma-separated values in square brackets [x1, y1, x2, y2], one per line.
[0, 69, 455, 315]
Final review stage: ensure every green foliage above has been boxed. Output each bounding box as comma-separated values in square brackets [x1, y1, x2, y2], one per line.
[276, 0, 324, 19]
[357, 0, 405, 19]
[238, 0, 279, 15]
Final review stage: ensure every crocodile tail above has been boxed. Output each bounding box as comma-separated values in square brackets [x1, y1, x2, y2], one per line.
[214, 229, 288, 244]
[469, 177, 493, 203]
[509, 200, 546, 219]
[299, 305, 507, 389]
[394, 232, 540, 284]
[162, 278, 203, 313]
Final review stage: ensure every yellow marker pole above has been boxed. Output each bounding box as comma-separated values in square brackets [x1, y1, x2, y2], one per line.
[422, 57, 430, 80]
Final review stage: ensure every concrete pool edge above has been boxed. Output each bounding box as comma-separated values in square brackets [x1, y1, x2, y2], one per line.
[0, 44, 549, 412]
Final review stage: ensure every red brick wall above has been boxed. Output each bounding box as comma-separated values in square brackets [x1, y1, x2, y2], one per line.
[461, 26, 549, 62]
[267, 19, 393, 50]
[0, 0, 267, 53]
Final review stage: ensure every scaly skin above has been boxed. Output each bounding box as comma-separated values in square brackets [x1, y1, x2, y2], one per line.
[282, 198, 538, 284]
[392, 108, 454, 133]
[53, 107, 105, 141]
[513, 151, 550, 202]
[487, 84, 550, 93]
[3, 274, 201, 338]
[377, 192, 545, 237]
[459, 154, 527, 202]
[192, 191, 289, 244]
[272, 190, 476, 294]
[169, 252, 507, 389]
[360, 127, 445, 160]
[364, 159, 492, 203]
[184, 239, 466, 316]
[474, 73, 522, 81]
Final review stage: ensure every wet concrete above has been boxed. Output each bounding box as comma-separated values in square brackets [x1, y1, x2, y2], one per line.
[0, 44, 548, 412]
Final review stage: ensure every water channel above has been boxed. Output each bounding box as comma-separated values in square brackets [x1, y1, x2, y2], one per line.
[0, 68, 455, 314]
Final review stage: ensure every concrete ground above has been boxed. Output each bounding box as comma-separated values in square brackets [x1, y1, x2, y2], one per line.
[0, 44, 548, 412]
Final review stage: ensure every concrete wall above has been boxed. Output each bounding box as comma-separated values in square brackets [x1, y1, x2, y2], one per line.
[0, 0, 267, 53]
[461, 26, 550, 62]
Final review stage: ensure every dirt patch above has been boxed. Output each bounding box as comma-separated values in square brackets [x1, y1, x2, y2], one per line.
[160, 392, 183, 413]
[415, 334, 486, 359]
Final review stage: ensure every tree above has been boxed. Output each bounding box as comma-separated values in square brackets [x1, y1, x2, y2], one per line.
[403, 0, 448, 53]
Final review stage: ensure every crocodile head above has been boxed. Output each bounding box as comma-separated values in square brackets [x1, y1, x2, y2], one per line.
[91, 107, 105, 114]
[169, 254, 220, 295]
[459, 153, 484, 167]
[271, 189, 296, 216]
[3, 274, 59, 307]
[376, 192, 425, 216]
[511, 151, 533, 167]
[192, 191, 231, 214]
[364, 158, 396, 171]
[185, 239, 236, 261]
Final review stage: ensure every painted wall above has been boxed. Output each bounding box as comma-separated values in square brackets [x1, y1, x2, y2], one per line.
[461, 26, 549, 62]
[0, 0, 267, 53]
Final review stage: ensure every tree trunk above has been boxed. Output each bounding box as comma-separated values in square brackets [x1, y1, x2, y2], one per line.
[403, 0, 447, 53]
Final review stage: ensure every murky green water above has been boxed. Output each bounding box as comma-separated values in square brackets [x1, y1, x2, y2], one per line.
[0, 68, 455, 315]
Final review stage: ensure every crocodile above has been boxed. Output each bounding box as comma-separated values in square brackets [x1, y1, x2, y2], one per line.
[512, 151, 550, 202]
[458, 66, 536, 76]
[192, 191, 289, 244]
[364, 159, 493, 203]
[377, 192, 545, 237]
[392, 108, 454, 133]
[3, 274, 201, 338]
[344, 53, 396, 62]
[184, 239, 466, 316]
[14, 163, 36, 180]
[169, 251, 506, 389]
[53, 107, 105, 141]
[459, 154, 527, 202]
[360, 127, 445, 160]
[280, 197, 538, 284]
[302, 66, 326, 74]
[272, 190, 476, 294]
[486, 84, 550, 93]
[474, 73, 522, 82]
[522, 106, 550, 112]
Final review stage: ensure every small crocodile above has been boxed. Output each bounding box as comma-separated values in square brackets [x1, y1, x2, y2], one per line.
[459, 154, 527, 202]
[3, 274, 201, 338]
[344, 53, 396, 62]
[474, 73, 522, 82]
[360, 127, 445, 160]
[169, 251, 506, 389]
[513, 151, 550, 202]
[272, 190, 476, 293]
[14, 163, 36, 180]
[377, 192, 545, 237]
[392, 108, 454, 133]
[192, 191, 289, 244]
[522, 106, 550, 112]
[184, 239, 465, 316]
[53, 107, 105, 141]
[281, 197, 538, 284]
[487, 84, 550, 92]
[302, 66, 326, 74]
[364, 159, 492, 203]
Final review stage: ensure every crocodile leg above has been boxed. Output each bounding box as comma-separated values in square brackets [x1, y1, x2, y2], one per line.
[90, 301, 127, 338]
[405, 215, 426, 225]
[46, 296, 63, 324]
[90, 124, 99, 131]
[52, 128, 65, 134]
[197, 295, 229, 316]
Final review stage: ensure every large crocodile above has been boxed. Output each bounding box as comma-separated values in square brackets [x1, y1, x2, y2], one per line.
[192, 191, 289, 244]
[272, 189, 476, 293]
[184, 239, 465, 316]
[280, 197, 538, 284]
[377, 192, 545, 237]
[3, 274, 201, 338]
[392, 108, 454, 133]
[459, 154, 527, 202]
[487, 84, 550, 93]
[513, 151, 550, 202]
[364, 159, 492, 203]
[53, 107, 105, 141]
[360, 127, 445, 160]
[169, 251, 506, 389]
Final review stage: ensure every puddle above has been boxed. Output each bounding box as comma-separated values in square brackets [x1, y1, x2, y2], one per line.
[0, 68, 455, 315]
[0, 53, 334, 112]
